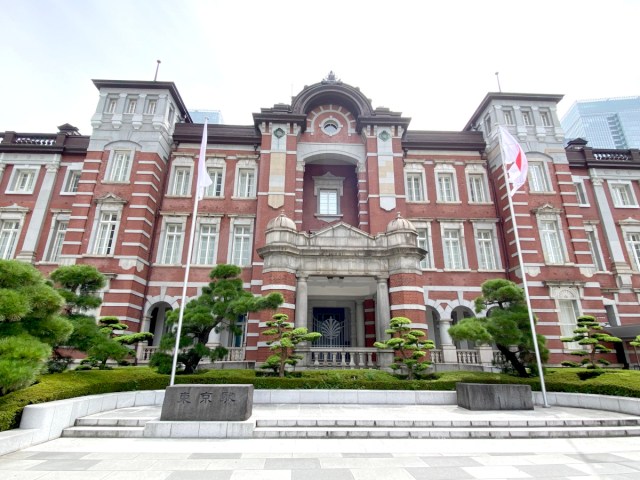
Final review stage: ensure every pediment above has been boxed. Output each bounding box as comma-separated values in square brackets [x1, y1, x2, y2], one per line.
[310, 222, 374, 241]
[94, 192, 128, 205]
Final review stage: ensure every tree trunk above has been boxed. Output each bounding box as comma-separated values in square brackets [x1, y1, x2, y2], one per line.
[497, 344, 528, 377]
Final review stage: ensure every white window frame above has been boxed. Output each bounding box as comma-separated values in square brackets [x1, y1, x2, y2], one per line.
[465, 165, 489, 204]
[558, 298, 581, 351]
[573, 178, 589, 206]
[318, 189, 339, 215]
[435, 164, 460, 203]
[144, 98, 158, 115]
[93, 212, 119, 256]
[228, 218, 254, 267]
[440, 222, 467, 270]
[106, 150, 133, 183]
[125, 96, 138, 114]
[204, 158, 226, 198]
[234, 159, 257, 199]
[168, 157, 194, 196]
[61, 165, 82, 194]
[105, 97, 118, 114]
[540, 110, 552, 127]
[44, 213, 70, 263]
[503, 109, 515, 125]
[609, 181, 638, 208]
[584, 224, 605, 272]
[414, 222, 434, 270]
[156, 215, 188, 265]
[522, 110, 533, 126]
[313, 172, 345, 220]
[536, 212, 568, 265]
[528, 160, 552, 193]
[404, 164, 427, 203]
[6, 166, 39, 194]
[88, 195, 125, 257]
[472, 221, 501, 271]
[0, 207, 25, 260]
[193, 216, 221, 266]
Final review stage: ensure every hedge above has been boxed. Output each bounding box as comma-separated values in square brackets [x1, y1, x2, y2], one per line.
[1, 367, 639, 432]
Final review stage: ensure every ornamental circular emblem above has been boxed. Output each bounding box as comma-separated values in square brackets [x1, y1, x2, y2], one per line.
[274, 127, 285, 138]
[322, 120, 339, 136]
[378, 130, 391, 141]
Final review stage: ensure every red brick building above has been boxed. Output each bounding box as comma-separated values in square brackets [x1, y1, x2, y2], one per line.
[1, 74, 639, 369]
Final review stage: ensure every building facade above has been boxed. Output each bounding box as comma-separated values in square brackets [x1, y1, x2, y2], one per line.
[561, 97, 640, 149]
[1, 75, 640, 370]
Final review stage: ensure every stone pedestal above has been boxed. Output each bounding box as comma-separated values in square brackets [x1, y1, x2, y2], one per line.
[456, 383, 533, 410]
[161, 385, 253, 421]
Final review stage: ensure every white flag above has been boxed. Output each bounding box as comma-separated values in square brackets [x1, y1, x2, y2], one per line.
[499, 126, 528, 197]
[196, 119, 213, 200]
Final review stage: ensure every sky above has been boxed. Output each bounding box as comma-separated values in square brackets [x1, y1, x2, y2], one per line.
[1, 0, 639, 135]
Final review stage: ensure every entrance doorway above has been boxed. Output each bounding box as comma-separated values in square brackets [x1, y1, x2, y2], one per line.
[312, 307, 349, 347]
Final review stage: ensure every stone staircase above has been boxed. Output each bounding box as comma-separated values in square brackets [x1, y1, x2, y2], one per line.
[61, 407, 640, 439]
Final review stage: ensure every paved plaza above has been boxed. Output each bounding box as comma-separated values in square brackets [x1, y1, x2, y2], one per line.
[2, 402, 640, 480]
[1, 435, 640, 479]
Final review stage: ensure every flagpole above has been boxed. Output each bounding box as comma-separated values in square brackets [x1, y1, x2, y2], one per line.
[169, 119, 212, 386]
[498, 127, 549, 407]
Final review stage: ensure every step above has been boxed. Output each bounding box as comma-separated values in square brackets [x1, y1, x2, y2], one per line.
[75, 417, 156, 427]
[62, 426, 145, 438]
[255, 418, 640, 428]
[253, 425, 640, 439]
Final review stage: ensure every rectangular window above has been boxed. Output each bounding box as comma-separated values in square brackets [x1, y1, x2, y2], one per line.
[46, 220, 68, 262]
[105, 98, 117, 114]
[195, 224, 217, 265]
[437, 173, 456, 202]
[540, 220, 564, 264]
[126, 98, 137, 114]
[627, 233, 640, 270]
[575, 181, 588, 205]
[63, 170, 81, 193]
[558, 299, 580, 350]
[171, 167, 191, 196]
[522, 110, 533, 126]
[528, 162, 549, 192]
[503, 110, 514, 125]
[540, 111, 552, 127]
[204, 168, 224, 197]
[484, 115, 491, 133]
[319, 189, 339, 215]
[162, 224, 183, 264]
[232, 225, 252, 266]
[406, 173, 424, 202]
[586, 229, 604, 271]
[145, 99, 157, 115]
[476, 230, 497, 270]
[610, 183, 635, 207]
[109, 151, 132, 182]
[443, 229, 463, 270]
[468, 174, 487, 203]
[237, 169, 255, 198]
[417, 227, 431, 269]
[9, 169, 37, 193]
[94, 212, 118, 255]
[0, 220, 20, 259]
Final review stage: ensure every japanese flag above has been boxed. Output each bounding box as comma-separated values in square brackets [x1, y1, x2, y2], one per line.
[499, 126, 528, 197]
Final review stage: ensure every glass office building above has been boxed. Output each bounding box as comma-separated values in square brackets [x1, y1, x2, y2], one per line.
[561, 97, 640, 149]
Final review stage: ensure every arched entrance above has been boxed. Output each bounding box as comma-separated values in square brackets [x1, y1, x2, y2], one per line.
[451, 306, 475, 350]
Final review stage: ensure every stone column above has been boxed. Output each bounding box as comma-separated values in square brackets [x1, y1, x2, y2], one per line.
[355, 299, 365, 347]
[375, 277, 390, 341]
[439, 318, 458, 363]
[295, 274, 308, 329]
[16, 159, 60, 263]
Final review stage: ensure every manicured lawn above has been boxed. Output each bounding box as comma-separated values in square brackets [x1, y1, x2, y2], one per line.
[1, 367, 639, 432]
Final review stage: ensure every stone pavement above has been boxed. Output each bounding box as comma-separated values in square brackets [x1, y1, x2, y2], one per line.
[2, 402, 640, 479]
[1, 436, 640, 479]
